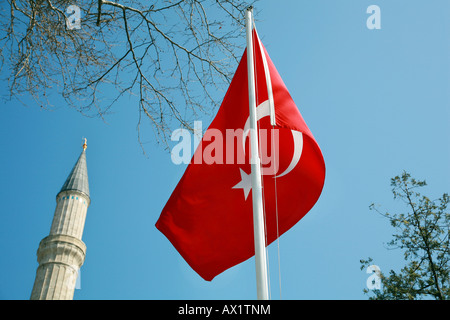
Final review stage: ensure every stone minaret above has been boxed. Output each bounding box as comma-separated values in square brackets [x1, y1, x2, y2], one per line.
[31, 140, 91, 300]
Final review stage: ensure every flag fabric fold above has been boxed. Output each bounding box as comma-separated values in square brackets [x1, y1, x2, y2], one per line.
[156, 29, 325, 281]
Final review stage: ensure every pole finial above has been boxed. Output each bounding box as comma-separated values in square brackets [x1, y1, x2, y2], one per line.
[82, 138, 87, 150]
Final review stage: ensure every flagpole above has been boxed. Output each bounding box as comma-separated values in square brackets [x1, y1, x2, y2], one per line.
[245, 6, 269, 300]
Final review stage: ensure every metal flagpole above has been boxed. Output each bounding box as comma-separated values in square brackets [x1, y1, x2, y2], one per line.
[245, 6, 269, 300]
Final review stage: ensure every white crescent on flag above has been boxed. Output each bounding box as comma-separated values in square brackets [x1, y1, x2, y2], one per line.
[241, 100, 304, 179]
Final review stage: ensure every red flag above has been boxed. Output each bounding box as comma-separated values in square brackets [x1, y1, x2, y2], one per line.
[156, 29, 325, 281]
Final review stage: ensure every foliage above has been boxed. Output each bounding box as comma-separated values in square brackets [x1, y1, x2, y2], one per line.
[361, 172, 449, 300]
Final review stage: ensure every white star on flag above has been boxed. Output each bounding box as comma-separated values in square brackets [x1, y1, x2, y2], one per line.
[232, 168, 252, 200]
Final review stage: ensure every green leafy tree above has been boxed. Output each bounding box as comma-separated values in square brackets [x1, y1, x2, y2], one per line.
[361, 172, 449, 300]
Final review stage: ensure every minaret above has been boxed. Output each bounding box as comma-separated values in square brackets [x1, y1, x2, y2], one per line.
[31, 139, 91, 300]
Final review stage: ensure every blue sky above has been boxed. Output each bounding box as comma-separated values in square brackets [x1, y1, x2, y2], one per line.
[0, 0, 449, 300]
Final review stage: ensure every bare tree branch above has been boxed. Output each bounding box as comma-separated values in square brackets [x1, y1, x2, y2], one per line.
[0, 0, 255, 150]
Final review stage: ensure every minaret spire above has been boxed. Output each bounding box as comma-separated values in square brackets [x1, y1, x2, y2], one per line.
[59, 142, 90, 200]
[31, 141, 91, 300]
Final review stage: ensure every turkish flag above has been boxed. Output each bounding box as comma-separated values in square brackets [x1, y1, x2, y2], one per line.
[156, 29, 325, 281]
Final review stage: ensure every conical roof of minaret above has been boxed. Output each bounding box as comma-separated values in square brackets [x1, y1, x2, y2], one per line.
[59, 141, 90, 199]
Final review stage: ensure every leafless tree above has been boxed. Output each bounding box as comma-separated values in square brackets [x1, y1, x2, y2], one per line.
[0, 0, 254, 150]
